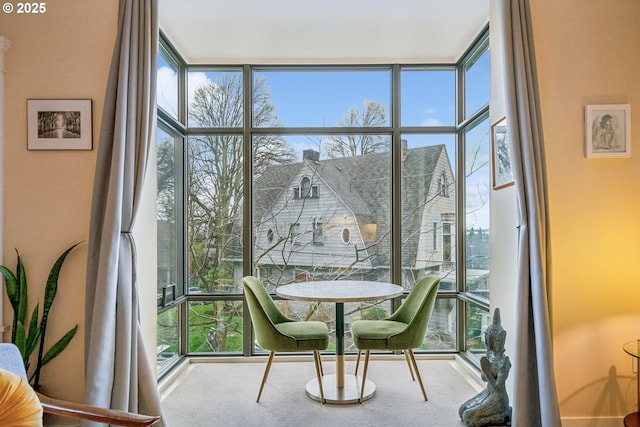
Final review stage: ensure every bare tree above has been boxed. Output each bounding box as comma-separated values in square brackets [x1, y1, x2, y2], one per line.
[324, 100, 389, 158]
[185, 74, 295, 351]
[156, 136, 175, 223]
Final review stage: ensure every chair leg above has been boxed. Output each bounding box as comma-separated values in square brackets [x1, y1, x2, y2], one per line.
[354, 349, 361, 375]
[316, 351, 324, 377]
[403, 349, 415, 381]
[257, 351, 275, 402]
[407, 349, 428, 401]
[359, 350, 371, 403]
[313, 351, 326, 403]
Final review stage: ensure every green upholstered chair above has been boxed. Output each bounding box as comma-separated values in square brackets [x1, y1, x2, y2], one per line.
[243, 276, 330, 402]
[351, 275, 440, 402]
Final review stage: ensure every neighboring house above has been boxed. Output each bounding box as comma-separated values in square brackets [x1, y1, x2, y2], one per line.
[251, 143, 457, 291]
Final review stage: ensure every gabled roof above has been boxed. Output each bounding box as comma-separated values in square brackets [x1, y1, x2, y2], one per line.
[253, 162, 300, 220]
[253, 144, 450, 267]
[311, 159, 371, 216]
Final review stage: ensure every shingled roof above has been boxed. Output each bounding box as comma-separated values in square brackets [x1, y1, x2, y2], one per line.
[253, 144, 450, 268]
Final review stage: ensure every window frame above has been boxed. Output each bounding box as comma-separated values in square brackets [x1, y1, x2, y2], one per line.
[156, 26, 490, 371]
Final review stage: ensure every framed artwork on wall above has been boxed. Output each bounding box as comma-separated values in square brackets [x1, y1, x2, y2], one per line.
[585, 104, 631, 158]
[491, 116, 514, 190]
[27, 99, 93, 150]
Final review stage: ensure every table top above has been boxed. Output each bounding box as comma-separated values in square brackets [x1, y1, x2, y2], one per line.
[623, 341, 640, 359]
[275, 280, 403, 303]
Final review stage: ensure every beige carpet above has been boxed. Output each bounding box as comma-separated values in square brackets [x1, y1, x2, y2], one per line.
[161, 356, 484, 427]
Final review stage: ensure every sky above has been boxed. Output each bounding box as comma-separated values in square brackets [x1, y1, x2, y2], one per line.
[157, 52, 489, 144]
[157, 52, 491, 229]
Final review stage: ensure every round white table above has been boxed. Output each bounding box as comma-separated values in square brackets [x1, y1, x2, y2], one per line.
[276, 280, 403, 404]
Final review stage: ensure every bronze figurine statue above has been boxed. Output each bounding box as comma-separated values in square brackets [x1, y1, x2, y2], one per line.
[459, 308, 512, 427]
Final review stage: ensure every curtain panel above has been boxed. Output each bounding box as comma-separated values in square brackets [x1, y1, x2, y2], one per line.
[84, 0, 163, 425]
[499, 0, 561, 426]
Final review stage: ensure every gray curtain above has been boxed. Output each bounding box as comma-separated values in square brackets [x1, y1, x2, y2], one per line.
[499, 1, 561, 426]
[84, 0, 163, 425]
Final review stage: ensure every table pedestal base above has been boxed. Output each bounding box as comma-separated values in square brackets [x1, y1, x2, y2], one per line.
[305, 374, 375, 404]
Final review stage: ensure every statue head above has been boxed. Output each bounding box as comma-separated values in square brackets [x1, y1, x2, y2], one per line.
[484, 308, 506, 354]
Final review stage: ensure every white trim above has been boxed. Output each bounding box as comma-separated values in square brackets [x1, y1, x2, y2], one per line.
[0, 36, 10, 340]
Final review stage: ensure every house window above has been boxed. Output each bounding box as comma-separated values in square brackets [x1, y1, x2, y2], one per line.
[156, 26, 490, 363]
[295, 178, 319, 199]
[294, 180, 318, 199]
[300, 177, 311, 197]
[313, 219, 324, 244]
[439, 173, 448, 197]
[442, 222, 452, 262]
[341, 228, 351, 244]
[259, 266, 271, 279]
[290, 223, 300, 243]
[432, 222, 438, 250]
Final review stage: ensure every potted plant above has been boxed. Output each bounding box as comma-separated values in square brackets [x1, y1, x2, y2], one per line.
[0, 242, 80, 389]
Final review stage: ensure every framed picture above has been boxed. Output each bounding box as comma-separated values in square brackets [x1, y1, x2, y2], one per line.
[585, 104, 631, 158]
[27, 99, 93, 150]
[491, 116, 514, 190]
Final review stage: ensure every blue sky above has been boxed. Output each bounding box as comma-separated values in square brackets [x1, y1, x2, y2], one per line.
[255, 70, 391, 127]
[157, 53, 491, 229]
[252, 68, 460, 168]
[157, 54, 490, 132]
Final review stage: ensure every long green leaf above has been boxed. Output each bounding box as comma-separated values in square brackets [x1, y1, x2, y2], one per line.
[1, 244, 82, 388]
[42, 243, 81, 320]
[16, 252, 28, 327]
[31, 325, 77, 386]
[0, 265, 18, 308]
[39, 325, 78, 368]
[33, 243, 81, 388]
[14, 320, 27, 365]
[0, 265, 19, 343]
[25, 304, 41, 360]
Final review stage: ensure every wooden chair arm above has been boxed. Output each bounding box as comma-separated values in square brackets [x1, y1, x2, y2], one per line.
[36, 392, 161, 427]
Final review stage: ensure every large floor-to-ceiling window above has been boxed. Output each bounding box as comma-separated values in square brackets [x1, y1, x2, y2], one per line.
[156, 27, 490, 377]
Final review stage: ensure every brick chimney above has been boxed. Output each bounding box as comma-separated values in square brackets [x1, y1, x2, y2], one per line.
[303, 149, 320, 162]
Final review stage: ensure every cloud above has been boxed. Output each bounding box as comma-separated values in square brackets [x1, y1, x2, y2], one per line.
[187, 71, 212, 107]
[422, 117, 443, 126]
[419, 107, 442, 126]
[156, 68, 214, 119]
[157, 66, 178, 116]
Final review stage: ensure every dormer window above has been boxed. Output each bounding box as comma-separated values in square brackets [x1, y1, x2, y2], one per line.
[294, 177, 319, 198]
[301, 177, 311, 197]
